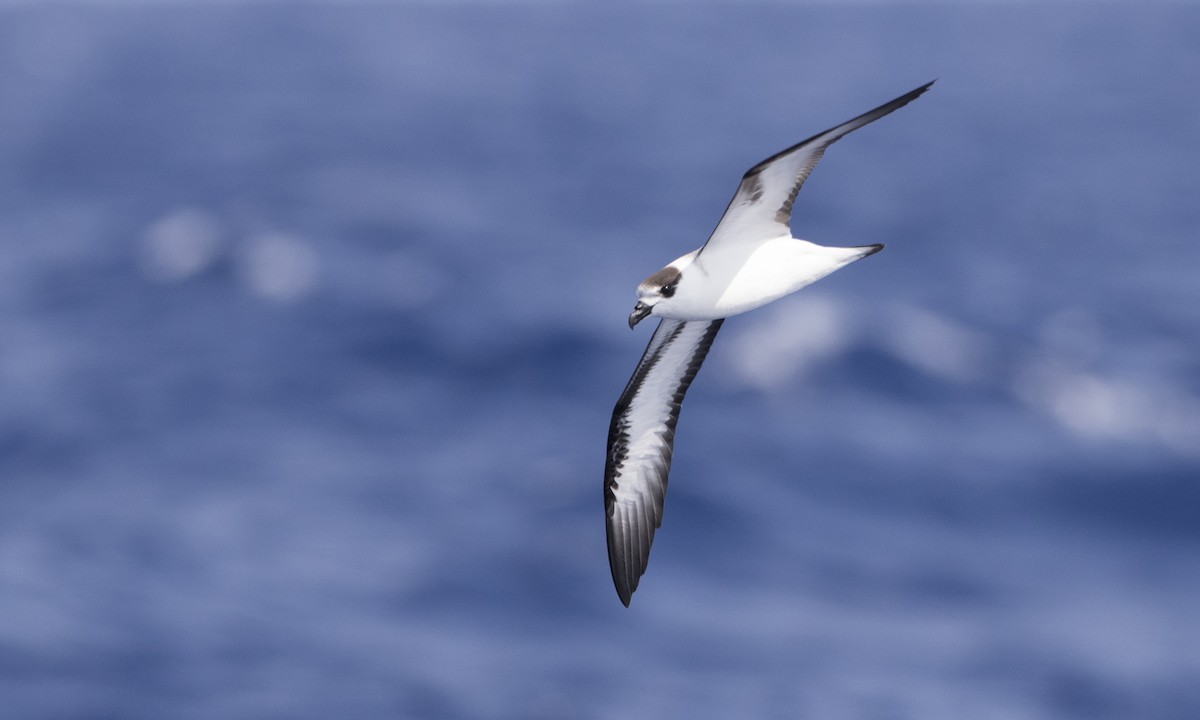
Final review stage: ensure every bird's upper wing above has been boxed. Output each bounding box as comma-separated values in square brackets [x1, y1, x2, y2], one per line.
[605, 317, 724, 606]
[698, 81, 934, 255]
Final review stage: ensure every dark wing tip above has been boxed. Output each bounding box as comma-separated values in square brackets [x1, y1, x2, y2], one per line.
[901, 79, 937, 104]
[741, 80, 936, 181]
[607, 504, 647, 607]
[607, 540, 637, 607]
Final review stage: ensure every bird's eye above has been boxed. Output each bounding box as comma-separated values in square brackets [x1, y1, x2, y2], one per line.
[660, 284, 676, 298]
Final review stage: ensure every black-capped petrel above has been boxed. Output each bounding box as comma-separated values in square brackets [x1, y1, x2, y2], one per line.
[605, 81, 933, 606]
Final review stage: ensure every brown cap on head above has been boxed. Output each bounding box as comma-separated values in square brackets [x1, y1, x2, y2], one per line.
[639, 266, 681, 294]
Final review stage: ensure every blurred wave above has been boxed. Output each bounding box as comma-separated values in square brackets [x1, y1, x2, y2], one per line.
[0, 2, 1198, 719]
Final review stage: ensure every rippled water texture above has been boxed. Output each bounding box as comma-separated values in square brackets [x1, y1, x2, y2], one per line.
[1, 3, 1198, 718]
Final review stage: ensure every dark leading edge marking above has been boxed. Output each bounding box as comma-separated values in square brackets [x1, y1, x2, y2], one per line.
[697, 80, 935, 257]
[741, 81, 933, 178]
[747, 82, 934, 226]
[604, 318, 724, 606]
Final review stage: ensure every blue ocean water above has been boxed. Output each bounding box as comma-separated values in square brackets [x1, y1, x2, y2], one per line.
[1, 2, 1198, 718]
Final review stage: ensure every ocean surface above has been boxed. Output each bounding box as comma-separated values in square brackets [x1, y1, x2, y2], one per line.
[1, 2, 1198, 718]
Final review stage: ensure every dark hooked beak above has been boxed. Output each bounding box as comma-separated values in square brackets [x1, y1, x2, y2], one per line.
[628, 301, 652, 329]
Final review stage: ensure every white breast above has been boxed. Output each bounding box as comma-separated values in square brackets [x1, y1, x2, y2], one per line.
[661, 237, 868, 320]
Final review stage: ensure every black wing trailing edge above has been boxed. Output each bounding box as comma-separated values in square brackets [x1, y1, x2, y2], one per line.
[604, 318, 724, 606]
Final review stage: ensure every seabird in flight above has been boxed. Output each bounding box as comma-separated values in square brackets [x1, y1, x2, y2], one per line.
[605, 81, 933, 606]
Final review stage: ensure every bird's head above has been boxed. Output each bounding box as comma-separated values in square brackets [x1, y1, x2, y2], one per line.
[628, 264, 684, 329]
